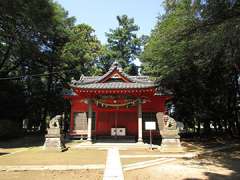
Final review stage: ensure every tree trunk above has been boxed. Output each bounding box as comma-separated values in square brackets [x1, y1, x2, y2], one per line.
[197, 119, 201, 137]
[40, 62, 53, 133]
[217, 121, 223, 133]
[203, 120, 211, 136]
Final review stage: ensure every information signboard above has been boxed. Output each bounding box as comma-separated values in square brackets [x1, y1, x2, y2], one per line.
[145, 121, 156, 150]
[145, 121, 156, 130]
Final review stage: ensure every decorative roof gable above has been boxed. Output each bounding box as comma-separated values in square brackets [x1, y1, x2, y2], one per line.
[70, 61, 157, 89]
[97, 62, 132, 83]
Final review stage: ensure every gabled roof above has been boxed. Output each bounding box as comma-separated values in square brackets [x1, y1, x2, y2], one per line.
[70, 62, 157, 90]
[74, 82, 156, 89]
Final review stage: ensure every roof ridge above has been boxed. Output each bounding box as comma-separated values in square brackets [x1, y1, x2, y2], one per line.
[71, 62, 154, 85]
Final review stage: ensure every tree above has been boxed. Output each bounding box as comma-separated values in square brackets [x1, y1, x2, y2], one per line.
[95, 45, 115, 74]
[61, 24, 102, 79]
[141, 0, 240, 136]
[106, 15, 144, 75]
[39, 1, 75, 132]
[0, 0, 75, 135]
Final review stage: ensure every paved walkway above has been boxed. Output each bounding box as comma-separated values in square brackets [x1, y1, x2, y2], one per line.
[103, 147, 124, 180]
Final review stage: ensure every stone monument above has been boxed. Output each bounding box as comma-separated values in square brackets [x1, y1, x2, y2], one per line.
[156, 112, 183, 152]
[44, 115, 66, 151]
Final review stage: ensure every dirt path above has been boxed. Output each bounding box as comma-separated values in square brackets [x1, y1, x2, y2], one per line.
[0, 170, 103, 180]
[124, 146, 240, 180]
[0, 137, 240, 180]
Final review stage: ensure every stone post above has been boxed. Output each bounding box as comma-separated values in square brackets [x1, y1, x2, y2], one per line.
[87, 99, 92, 142]
[137, 98, 143, 143]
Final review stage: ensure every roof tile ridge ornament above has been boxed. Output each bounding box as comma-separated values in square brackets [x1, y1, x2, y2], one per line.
[79, 74, 84, 81]
[110, 61, 141, 83]
[71, 77, 77, 85]
[96, 61, 155, 84]
[109, 61, 122, 72]
[109, 61, 154, 84]
[96, 61, 123, 82]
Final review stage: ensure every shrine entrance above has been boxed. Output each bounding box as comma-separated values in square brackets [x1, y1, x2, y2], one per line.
[94, 95, 139, 140]
[96, 110, 138, 142]
[65, 62, 171, 143]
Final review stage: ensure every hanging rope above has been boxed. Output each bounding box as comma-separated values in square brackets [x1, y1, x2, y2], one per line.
[95, 99, 138, 108]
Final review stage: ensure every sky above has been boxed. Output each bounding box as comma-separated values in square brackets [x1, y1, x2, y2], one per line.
[55, 0, 165, 44]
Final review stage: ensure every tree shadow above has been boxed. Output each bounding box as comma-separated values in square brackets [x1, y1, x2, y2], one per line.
[183, 145, 240, 180]
[181, 136, 240, 153]
[205, 172, 240, 180]
[0, 152, 9, 156]
[184, 172, 240, 180]
[143, 137, 162, 145]
[0, 134, 45, 149]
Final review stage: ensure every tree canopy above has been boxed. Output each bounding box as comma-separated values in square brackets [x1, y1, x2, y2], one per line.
[141, 0, 240, 136]
[106, 15, 144, 75]
[61, 23, 102, 79]
[1, 0, 240, 138]
[0, 0, 75, 134]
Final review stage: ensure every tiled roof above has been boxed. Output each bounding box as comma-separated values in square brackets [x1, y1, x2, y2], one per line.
[70, 62, 157, 90]
[76, 82, 156, 89]
[77, 75, 153, 84]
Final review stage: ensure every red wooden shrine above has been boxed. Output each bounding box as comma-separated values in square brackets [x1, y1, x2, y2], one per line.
[64, 62, 171, 142]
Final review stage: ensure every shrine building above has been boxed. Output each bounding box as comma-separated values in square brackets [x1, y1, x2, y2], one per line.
[64, 62, 171, 142]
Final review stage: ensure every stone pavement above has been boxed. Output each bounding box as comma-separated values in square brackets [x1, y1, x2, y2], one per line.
[103, 147, 124, 180]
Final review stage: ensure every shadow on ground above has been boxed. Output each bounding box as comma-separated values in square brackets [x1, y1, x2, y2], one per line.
[205, 171, 240, 180]
[0, 152, 9, 156]
[184, 143, 240, 180]
[0, 134, 45, 149]
[185, 172, 240, 180]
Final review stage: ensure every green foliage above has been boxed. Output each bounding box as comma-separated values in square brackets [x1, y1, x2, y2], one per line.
[0, 0, 75, 134]
[142, 0, 240, 135]
[106, 15, 144, 75]
[61, 24, 102, 79]
[95, 45, 115, 74]
[3, 0, 239, 138]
